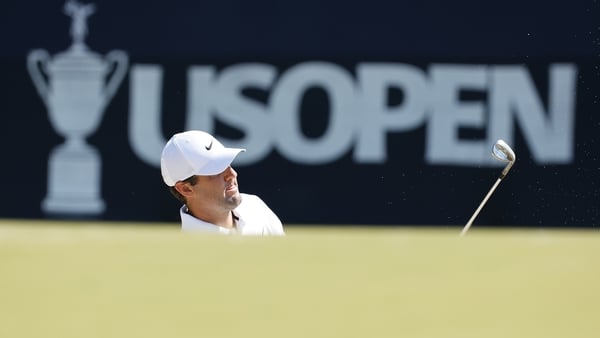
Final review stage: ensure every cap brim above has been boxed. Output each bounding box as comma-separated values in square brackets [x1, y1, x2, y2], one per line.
[195, 148, 246, 176]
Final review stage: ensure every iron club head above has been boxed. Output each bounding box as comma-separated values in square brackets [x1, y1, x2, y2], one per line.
[492, 139, 516, 178]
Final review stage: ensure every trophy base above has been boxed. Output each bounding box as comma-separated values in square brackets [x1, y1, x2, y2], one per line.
[42, 144, 106, 215]
[42, 197, 105, 215]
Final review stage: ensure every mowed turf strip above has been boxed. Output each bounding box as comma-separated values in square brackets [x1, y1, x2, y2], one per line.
[1, 220, 598, 338]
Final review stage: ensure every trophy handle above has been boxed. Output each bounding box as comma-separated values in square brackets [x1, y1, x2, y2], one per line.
[103, 50, 129, 107]
[27, 49, 51, 106]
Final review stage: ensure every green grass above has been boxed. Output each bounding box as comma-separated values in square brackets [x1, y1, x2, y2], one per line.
[1, 219, 599, 338]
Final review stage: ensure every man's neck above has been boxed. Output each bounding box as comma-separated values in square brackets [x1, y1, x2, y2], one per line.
[186, 206, 235, 229]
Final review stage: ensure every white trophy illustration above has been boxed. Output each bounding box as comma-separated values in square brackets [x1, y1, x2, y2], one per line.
[27, 0, 128, 215]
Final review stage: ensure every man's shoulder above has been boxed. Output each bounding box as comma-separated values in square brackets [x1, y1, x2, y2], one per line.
[236, 193, 284, 235]
[239, 193, 265, 206]
[236, 193, 275, 215]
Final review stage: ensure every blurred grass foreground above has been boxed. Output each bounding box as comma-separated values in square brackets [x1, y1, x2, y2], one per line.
[1, 219, 599, 338]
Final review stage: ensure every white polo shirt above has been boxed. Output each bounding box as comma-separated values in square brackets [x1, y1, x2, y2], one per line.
[180, 193, 285, 235]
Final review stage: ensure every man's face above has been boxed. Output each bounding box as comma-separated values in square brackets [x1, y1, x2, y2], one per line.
[193, 166, 242, 210]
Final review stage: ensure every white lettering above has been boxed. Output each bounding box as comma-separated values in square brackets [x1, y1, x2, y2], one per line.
[189, 64, 276, 165]
[128, 62, 578, 168]
[426, 65, 488, 165]
[129, 64, 166, 166]
[488, 64, 577, 163]
[187, 65, 217, 135]
[356, 63, 428, 163]
[271, 62, 356, 164]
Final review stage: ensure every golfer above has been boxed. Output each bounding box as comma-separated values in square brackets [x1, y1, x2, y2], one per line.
[160, 130, 285, 235]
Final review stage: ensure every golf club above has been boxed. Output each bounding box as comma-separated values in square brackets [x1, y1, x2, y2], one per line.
[460, 140, 516, 236]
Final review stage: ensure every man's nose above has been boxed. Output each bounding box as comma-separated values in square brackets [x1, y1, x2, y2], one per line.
[224, 166, 237, 179]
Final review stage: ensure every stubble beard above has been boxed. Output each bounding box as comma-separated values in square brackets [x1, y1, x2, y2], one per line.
[224, 191, 242, 209]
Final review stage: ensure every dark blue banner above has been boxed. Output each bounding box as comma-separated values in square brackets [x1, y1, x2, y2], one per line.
[1, 1, 598, 227]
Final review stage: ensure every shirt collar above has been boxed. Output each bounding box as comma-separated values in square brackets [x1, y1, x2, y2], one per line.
[180, 205, 237, 234]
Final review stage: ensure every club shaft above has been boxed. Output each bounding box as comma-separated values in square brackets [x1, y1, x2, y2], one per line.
[461, 177, 503, 237]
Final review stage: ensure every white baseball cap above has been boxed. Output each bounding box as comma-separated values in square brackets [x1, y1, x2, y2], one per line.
[160, 130, 246, 186]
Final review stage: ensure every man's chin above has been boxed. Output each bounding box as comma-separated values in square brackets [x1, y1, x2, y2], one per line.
[225, 193, 242, 207]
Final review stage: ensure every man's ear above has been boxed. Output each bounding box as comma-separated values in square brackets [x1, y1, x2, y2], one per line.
[174, 182, 194, 197]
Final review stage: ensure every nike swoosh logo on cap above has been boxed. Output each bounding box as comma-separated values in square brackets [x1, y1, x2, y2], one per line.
[205, 140, 213, 150]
